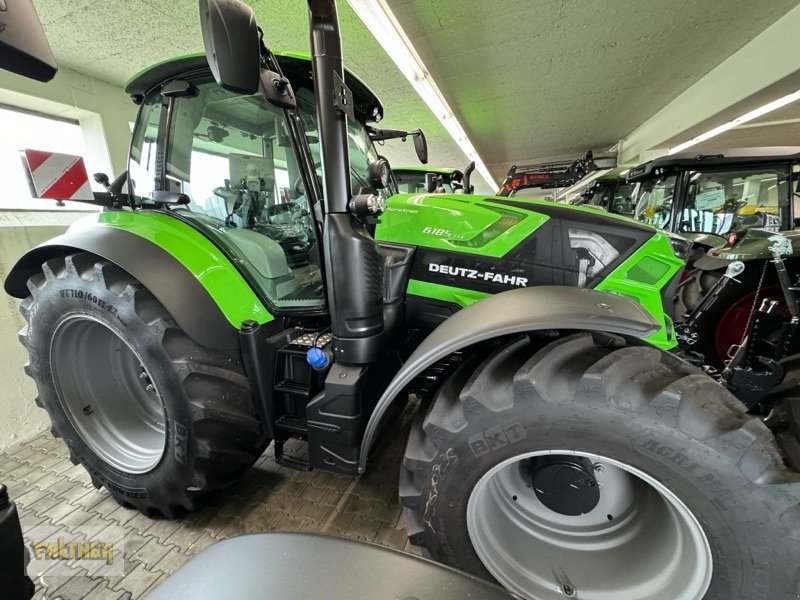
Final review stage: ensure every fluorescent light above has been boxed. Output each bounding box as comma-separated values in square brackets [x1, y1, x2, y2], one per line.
[346, 0, 497, 190]
[669, 89, 800, 154]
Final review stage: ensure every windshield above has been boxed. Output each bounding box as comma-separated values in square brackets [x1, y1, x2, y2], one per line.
[681, 167, 790, 234]
[632, 175, 677, 229]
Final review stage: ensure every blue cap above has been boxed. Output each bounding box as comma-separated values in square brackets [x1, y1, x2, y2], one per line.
[306, 347, 330, 370]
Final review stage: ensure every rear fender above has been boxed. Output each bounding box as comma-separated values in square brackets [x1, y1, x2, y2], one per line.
[4, 211, 272, 349]
[358, 286, 661, 472]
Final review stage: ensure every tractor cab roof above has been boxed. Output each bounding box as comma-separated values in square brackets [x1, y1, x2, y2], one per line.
[394, 165, 463, 178]
[125, 51, 384, 123]
[627, 146, 800, 181]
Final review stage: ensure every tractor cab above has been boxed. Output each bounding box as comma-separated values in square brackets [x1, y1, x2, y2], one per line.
[124, 53, 396, 311]
[393, 166, 464, 194]
[626, 147, 800, 243]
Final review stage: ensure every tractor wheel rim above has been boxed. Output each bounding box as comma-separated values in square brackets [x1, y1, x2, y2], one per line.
[50, 315, 167, 474]
[466, 450, 712, 600]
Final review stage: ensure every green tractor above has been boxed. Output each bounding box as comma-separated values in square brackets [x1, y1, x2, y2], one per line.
[393, 165, 466, 194]
[4, 1, 800, 598]
[622, 150, 800, 373]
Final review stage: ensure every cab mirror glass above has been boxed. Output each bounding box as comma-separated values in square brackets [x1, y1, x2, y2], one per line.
[412, 129, 428, 164]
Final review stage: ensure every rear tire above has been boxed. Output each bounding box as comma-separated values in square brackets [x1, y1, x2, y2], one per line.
[19, 253, 266, 517]
[401, 333, 800, 599]
[674, 266, 775, 369]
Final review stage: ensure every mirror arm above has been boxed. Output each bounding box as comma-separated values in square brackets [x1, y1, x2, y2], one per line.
[367, 126, 410, 142]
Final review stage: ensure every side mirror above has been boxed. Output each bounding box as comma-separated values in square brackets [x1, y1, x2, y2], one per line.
[199, 0, 261, 95]
[367, 126, 428, 164]
[425, 173, 441, 194]
[0, 0, 57, 82]
[93, 173, 111, 189]
[411, 130, 428, 164]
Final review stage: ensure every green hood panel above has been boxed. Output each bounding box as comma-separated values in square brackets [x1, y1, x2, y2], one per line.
[376, 193, 549, 256]
[68, 211, 273, 327]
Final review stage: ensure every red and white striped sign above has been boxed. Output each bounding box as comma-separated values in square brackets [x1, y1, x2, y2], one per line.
[22, 149, 93, 201]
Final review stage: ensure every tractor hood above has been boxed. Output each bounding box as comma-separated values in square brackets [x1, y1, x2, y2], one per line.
[376, 192, 657, 256]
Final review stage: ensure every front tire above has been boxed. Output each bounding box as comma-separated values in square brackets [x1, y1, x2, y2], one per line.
[401, 333, 800, 599]
[19, 253, 266, 517]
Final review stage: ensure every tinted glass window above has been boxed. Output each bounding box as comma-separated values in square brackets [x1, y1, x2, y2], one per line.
[165, 79, 324, 310]
[682, 168, 790, 234]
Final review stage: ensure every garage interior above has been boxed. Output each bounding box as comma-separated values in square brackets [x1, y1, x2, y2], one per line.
[0, 0, 800, 600]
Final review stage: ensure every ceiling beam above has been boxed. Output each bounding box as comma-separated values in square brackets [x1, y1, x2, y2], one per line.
[618, 4, 800, 163]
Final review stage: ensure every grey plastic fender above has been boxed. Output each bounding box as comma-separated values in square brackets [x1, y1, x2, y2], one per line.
[4, 226, 239, 349]
[148, 532, 513, 600]
[358, 286, 661, 472]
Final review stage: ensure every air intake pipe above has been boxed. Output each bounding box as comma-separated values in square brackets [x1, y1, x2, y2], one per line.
[307, 0, 384, 364]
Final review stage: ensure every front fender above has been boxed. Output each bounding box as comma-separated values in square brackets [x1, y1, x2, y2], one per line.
[4, 211, 272, 349]
[358, 286, 660, 472]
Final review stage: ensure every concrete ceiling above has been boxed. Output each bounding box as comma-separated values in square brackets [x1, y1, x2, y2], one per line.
[386, 0, 800, 178]
[672, 99, 800, 154]
[32, 0, 472, 183]
[30, 0, 800, 187]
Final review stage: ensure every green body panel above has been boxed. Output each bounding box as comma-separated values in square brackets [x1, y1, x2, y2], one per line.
[68, 210, 273, 326]
[381, 192, 681, 350]
[376, 193, 549, 256]
[595, 233, 684, 349]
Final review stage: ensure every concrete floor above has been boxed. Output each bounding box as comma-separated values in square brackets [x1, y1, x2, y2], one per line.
[1, 404, 419, 599]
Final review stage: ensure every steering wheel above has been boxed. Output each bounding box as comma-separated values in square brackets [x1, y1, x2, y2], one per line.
[289, 176, 305, 200]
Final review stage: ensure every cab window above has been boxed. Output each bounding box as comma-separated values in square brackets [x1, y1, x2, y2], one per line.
[159, 78, 324, 310]
[682, 168, 790, 234]
[632, 175, 677, 229]
[294, 87, 394, 199]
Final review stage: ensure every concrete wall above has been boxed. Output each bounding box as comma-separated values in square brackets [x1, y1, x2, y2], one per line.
[0, 59, 135, 451]
[0, 66, 136, 178]
[0, 212, 85, 450]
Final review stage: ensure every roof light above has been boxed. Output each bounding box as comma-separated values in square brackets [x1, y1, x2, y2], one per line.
[669, 89, 800, 154]
[346, 0, 497, 190]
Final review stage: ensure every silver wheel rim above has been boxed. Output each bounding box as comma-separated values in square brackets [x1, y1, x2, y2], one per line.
[466, 450, 712, 599]
[50, 315, 167, 474]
